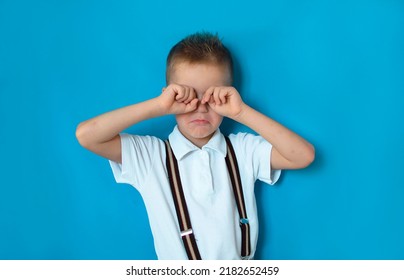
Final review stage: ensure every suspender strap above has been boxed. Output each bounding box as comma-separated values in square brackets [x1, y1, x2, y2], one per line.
[164, 140, 202, 260]
[164, 137, 251, 259]
[224, 136, 251, 258]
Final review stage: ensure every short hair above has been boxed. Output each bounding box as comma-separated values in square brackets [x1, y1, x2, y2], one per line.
[166, 32, 233, 84]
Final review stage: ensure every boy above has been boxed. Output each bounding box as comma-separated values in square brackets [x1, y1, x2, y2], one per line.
[76, 32, 315, 260]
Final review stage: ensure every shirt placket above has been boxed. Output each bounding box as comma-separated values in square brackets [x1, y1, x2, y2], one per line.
[199, 149, 213, 193]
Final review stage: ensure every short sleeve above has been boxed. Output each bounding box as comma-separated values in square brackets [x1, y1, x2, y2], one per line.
[109, 133, 162, 190]
[229, 133, 281, 185]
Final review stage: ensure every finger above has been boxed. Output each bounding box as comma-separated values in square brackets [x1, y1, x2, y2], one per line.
[202, 87, 214, 104]
[213, 87, 222, 105]
[219, 89, 228, 104]
[180, 86, 190, 102]
[183, 86, 194, 103]
[185, 98, 199, 112]
[185, 88, 196, 104]
[180, 86, 189, 103]
[174, 86, 185, 101]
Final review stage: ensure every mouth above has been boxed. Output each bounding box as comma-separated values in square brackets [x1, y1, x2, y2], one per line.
[191, 119, 210, 125]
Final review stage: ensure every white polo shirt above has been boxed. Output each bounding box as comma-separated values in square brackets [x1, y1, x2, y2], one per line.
[109, 126, 281, 260]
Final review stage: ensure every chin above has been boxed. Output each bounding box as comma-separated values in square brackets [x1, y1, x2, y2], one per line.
[189, 133, 212, 141]
[191, 127, 216, 138]
[177, 122, 219, 145]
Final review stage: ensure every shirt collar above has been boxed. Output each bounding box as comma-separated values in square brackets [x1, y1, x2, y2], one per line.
[168, 125, 227, 160]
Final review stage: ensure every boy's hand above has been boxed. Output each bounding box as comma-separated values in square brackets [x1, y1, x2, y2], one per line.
[157, 84, 199, 115]
[201, 86, 245, 119]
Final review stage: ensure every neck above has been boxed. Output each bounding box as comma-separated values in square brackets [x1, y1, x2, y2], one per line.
[190, 137, 211, 148]
[178, 129, 215, 148]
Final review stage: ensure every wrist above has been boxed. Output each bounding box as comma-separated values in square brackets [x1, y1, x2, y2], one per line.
[151, 96, 170, 117]
[231, 103, 251, 123]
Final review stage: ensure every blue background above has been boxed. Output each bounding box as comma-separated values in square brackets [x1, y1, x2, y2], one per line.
[1, 0, 403, 260]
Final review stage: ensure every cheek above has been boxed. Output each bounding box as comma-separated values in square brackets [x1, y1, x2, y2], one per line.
[211, 114, 223, 126]
[175, 114, 187, 122]
[175, 114, 191, 127]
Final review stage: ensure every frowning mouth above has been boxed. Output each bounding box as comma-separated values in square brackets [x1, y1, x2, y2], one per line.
[191, 119, 209, 125]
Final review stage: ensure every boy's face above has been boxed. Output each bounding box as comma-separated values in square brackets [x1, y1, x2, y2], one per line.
[169, 61, 231, 147]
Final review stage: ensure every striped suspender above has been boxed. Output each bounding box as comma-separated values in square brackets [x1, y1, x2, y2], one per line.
[223, 136, 251, 258]
[164, 140, 202, 260]
[164, 137, 251, 260]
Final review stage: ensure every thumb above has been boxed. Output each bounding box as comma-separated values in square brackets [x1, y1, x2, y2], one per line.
[184, 98, 199, 113]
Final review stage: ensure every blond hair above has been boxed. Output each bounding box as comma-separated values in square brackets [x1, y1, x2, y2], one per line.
[166, 32, 233, 84]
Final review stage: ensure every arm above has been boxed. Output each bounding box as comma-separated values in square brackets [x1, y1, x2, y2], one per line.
[76, 84, 198, 163]
[202, 87, 315, 170]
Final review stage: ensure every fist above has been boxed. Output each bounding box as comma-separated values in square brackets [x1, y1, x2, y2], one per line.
[201, 86, 244, 118]
[158, 84, 199, 115]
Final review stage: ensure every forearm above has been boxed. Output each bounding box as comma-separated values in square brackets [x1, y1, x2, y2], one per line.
[233, 104, 315, 168]
[76, 97, 162, 147]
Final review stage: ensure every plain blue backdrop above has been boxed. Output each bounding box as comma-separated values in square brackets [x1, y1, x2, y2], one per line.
[1, 0, 403, 260]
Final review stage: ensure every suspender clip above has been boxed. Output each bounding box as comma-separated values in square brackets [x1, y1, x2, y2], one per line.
[181, 228, 194, 237]
[240, 218, 249, 225]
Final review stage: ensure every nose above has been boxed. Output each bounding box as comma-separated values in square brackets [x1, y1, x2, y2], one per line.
[196, 101, 208, 113]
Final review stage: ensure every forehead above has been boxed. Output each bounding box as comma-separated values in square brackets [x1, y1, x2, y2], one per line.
[169, 62, 231, 92]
